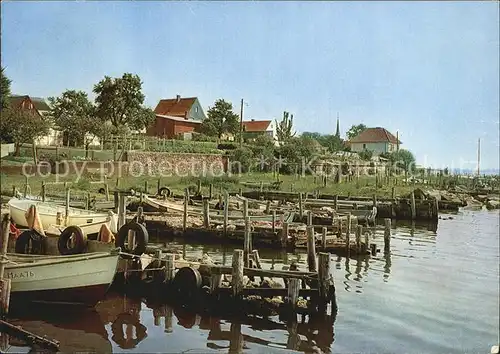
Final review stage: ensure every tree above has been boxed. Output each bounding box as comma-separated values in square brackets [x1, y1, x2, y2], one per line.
[49, 90, 99, 148]
[358, 149, 373, 161]
[301, 132, 344, 153]
[199, 99, 239, 139]
[275, 111, 296, 144]
[388, 149, 416, 172]
[93, 73, 155, 133]
[1, 67, 11, 111]
[0, 108, 49, 155]
[346, 124, 367, 140]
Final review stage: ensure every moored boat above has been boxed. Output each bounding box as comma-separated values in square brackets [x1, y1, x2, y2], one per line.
[8, 198, 111, 229]
[5, 250, 120, 307]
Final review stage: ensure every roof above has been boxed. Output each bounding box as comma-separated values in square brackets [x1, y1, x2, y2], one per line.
[154, 97, 197, 116]
[349, 127, 401, 144]
[9, 95, 50, 112]
[156, 114, 202, 124]
[242, 120, 272, 132]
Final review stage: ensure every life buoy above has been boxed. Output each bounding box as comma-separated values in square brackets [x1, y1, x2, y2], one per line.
[171, 267, 202, 304]
[157, 187, 171, 197]
[15, 230, 48, 254]
[115, 222, 148, 257]
[111, 313, 147, 350]
[58, 225, 87, 255]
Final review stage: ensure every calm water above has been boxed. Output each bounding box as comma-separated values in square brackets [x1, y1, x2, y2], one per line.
[3, 209, 499, 353]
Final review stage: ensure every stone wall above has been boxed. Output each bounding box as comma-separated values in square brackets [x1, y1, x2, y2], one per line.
[126, 151, 227, 177]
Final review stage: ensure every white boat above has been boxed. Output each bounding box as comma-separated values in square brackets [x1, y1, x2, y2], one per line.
[8, 198, 111, 229]
[4, 250, 120, 307]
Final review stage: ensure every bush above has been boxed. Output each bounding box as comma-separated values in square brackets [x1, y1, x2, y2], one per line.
[358, 149, 373, 161]
[230, 147, 254, 173]
[217, 143, 238, 150]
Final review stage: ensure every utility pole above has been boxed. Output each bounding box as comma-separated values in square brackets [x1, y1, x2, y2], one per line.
[477, 137, 481, 176]
[239, 98, 244, 147]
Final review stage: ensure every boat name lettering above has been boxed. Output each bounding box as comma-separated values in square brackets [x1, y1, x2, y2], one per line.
[6, 271, 35, 279]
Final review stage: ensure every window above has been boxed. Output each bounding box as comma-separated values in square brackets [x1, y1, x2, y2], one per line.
[363, 143, 366, 149]
[195, 107, 199, 113]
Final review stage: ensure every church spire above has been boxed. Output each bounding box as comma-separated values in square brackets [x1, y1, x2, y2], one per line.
[335, 112, 340, 138]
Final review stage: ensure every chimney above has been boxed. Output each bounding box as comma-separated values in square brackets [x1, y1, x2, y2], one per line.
[251, 119, 255, 121]
[176, 95, 181, 103]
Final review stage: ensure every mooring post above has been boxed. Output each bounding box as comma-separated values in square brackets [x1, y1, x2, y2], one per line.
[318, 252, 331, 309]
[384, 218, 391, 252]
[183, 188, 188, 232]
[164, 253, 175, 282]
[244, 217, 251, 267]
[372, 194, 377, 208]
[260, 181, 264, 192]
[364, 226, 369, 252]
[197, 180, 201, 195]
[85, 191, 90, 210]
[209, 184, 213, 200]
[298, 193, 304, 218]
[345, 212, 351, 254]
[281, 222, 289, 248]
[272, 210, 276, 234]
[154, 249, 164, 282]
[410, 191, 416, 220]
[333, 195, 338, 211]
[0, 214, 12, 316]
[370, 243, 377, 255]
[203, 199, 210, 229]
[391, 186, 396, 200]
[144, 180, 148, 195]
[114, 191, 119, 212]
[41, 181, 46, 202]
[118, 192, 126, 229]
[223, 192, 229, 236]
[322, 227, 327, 249]
[307, 210, 313, 226]
[231, 249, 244, 298]
[11, 186, 16, 198]
[243, 198, 248, 219]
[287, 278, 300, 311]
[356, 225, 362, 254]
[165, 306, 173, 333]
[64, 187, 71, 227]
[265, 200, 271, 214]
[306, 226, 317, 272]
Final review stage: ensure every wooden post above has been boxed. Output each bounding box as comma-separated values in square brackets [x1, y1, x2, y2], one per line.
[24, 175, 29, 198]
[287, 278, 300, 310]
[41, 181, 46, 202]
[157, 178, 161, 195]
[223, 192, 229, 236]
[370, 243, 377, 255]
[164, 253, 175, 282]
[281, 222, 289, 248]
[203, 199, 210, 229]
[251, 249, 262, 269]
[104, 182, 110, 201]
[137, 206, 144, 224]
[298, 193, 303, 218]
[260, 181, 264, 192]
[333, 195, 338, 211]
[0, 214, 11, 316]
[384, 218, 391, 252]
[272, 210, 276, 234]
[118, 192, 126, 229]
[345, 212, 351, 254]
[372, 194, 377, 208]
[231, 250, 244, 298]
[197, 180, 201, 195]
[144, 180, 149, 195]
[85, 191, 90, 210]
[322, 227, 327, 249]
[410, 191, 416, 220]
[209, 184, 213, 199]
[391, 186, 396, 200]
[265, 200, 271, 214]
[356, 225, 362, 253]
[307, 210, 313, 226]
[244, 217, 251, 267]
[306, 226, 317, 272]
[318, 252, 331, 308]
[364, 225, 369, 251]
[183, 188, 188, 232]
[64, 187, 71, 226]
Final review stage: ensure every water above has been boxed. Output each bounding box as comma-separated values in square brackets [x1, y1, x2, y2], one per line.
[3, 209, 499, 353]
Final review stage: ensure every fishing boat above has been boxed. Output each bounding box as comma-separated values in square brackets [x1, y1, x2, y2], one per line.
[8, 198, 111, 229]
[4, 250, 120, 307]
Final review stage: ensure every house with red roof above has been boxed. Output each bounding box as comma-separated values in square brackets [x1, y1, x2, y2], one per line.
[348, 127, 401, 155]
[146, 95, 206, 138]
[242, 119, 276, 142]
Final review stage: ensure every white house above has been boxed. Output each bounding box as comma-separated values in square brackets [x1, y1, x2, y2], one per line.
[349, 127, 401, 155]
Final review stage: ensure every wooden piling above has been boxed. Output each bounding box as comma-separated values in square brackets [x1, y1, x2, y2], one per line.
[104, 180, 109, 201]
[356, 225, 362, 253]
[287, 278, 300, 310]
[370, 243, 377, 255]
[231, 250, 244, 298]
[372, 194, 377, 207]
[64, 187, 71, 226]
[144, 180, 149, 195]
[306, 226, 317, 272]
[322, 227, 327, 249]
[156, 178, 161, 195]
[203, 199, 210, 229]
[183, 189, 188, 232]
[318, 252, 331, 308]
[391, 186, 396, 199]
[164, 253, 175, 282]
[333, 195, 338, 211]
[23, 175, 29, 198]
[244, 217, 251, 267]
[298, 193, 303, 218]
[223, 192, 229, 236]
[209, 184, 213, 199]
[384, 218, 391, 252]
[85, 191, 90, 210]
[1, 214, 11, 316]
[345, 212, 351, 253]
[197, 180, 202, 195]
[280, 221, 289, 247]
[307, 210, 313, 226]
[364, 227, 369, 251]
[41, 182, 46, 202]
[265, 200, 271, 214]
[272, 210, 276, 234]
[243, 198, 248, 219]
[118, 193, 126, 229]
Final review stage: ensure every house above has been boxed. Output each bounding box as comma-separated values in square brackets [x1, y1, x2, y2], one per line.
[146, 95, 206, 139]
[242, 119, 277, 142]
[349, 127, 401, 155]
[9, 95, 63, 146]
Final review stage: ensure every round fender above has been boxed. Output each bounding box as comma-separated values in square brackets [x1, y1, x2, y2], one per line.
[98, 187, 106, 194]
[171, 266, 202, 303]
[111, 313, 147, 350]
[58, 225, 87, 255]
[158, 187, 171, 197]
[115, 222, 148, 257]
[15, 230, 48, 255]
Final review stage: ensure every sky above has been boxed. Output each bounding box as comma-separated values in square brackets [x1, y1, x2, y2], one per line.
[1, 1, 499, 171]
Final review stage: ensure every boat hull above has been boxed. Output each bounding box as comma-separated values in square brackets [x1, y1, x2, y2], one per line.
[6, 252, 119, 307]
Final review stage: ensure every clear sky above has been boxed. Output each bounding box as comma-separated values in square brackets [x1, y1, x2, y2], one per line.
[1, 1, 499, 171]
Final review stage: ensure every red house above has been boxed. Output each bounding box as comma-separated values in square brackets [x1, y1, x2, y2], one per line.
[146, 95, 206, 138]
